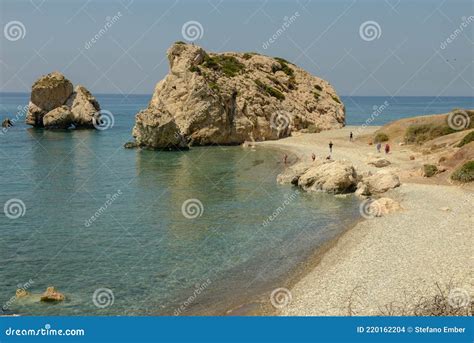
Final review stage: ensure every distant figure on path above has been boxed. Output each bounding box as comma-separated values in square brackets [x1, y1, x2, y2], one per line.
[329, 141, 333, 154]
[385, 143, 390, 154]
[349, 131, 353, 141]
[376, 142, 382, 153]
[284, 154, 288, 164]
[311, 153, 316, 162]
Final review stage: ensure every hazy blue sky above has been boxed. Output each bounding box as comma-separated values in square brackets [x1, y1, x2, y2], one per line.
[0, 0, 472, 96]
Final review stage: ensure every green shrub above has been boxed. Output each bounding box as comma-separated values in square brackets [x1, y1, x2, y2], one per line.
[331, 95, 341, 104]
[307, 125, 321, 133]
[405, 124, 456, 144]
[268, 76, 285, 90]
[374, 132, 389, 143]
[208, 81, 219, 91]
[174, 41, 186, 45]
[242, 52, 258, 60]
[423, 164, 438, 177]
[457, 131, 474, 147]
[451, 160, 474, 182]
[202, 55, 245, 77]
[189, 65, 201, 74]
[315, 85, 323, 91]
[254, 79, 285, 100]
[271, 58, 294, 77]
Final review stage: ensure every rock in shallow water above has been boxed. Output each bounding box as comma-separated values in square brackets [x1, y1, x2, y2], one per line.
[25, 72, 100, 130]
[40, 286, 65, 302]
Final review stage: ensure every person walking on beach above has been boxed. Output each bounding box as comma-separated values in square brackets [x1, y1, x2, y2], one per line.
[349, 131, 353, 141]
[311, 153, 316, 162]
[385, 143, 390, 154]
[376, 142, 382, 153]
[283, 154, 288, 164]
[329, 141, 333, 154]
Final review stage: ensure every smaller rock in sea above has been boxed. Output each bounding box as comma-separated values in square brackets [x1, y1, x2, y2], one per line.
[15, 289, 29, 298]
[2, 118, 13, 128]
[124, 141, 137, 149]
[40, 286, 65, 302]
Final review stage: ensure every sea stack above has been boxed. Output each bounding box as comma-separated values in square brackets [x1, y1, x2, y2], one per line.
[131, 42, 345, 149]
[25, 71, 101, 129]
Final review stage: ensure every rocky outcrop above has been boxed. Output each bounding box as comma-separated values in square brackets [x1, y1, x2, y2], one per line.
[131, 42, 345, 149]
[25, 72, 100, 129]
[277, 161, 316, 185]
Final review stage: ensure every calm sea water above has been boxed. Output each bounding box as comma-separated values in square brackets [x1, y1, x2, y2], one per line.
[0, 94, 472, 315]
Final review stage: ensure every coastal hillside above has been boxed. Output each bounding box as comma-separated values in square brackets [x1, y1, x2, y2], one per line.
[131, 42, 345, 149]
[372, 109, 474, 184]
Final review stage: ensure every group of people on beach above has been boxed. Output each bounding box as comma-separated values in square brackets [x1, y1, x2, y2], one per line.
[283, 131, 391, 164]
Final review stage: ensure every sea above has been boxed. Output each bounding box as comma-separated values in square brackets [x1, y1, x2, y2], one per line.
[0, 94, 472, 315]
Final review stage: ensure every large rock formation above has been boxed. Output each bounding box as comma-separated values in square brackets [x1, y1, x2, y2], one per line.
[25, 72, 101, 129]
[131, 42, 345, 149]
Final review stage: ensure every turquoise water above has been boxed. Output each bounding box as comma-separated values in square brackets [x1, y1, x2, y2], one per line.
[0, 94, 472, 315]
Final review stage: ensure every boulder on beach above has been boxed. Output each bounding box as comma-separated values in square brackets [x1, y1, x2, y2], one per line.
[40, 286, 65, 302]
[368, 158, 391, 168]
[357, 170, 401, 195]
[297, 160, 358, 194]
[25, 72, 100, 130]
[131, 42, 345, 149]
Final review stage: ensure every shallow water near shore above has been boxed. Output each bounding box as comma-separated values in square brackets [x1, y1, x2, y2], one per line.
[0, 93, 363, 315]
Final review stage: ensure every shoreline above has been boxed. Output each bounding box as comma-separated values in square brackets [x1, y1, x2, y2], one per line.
[255, 126, 473, 316]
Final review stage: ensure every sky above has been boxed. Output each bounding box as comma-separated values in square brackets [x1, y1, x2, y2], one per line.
[0, 0, 472, 96]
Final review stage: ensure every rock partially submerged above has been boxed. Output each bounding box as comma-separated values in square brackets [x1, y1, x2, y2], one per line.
[25, 72, 100, 130]
[131, 42, 345, 149]
[40, 286, 65, 302]
[2, 118, 13, 128]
